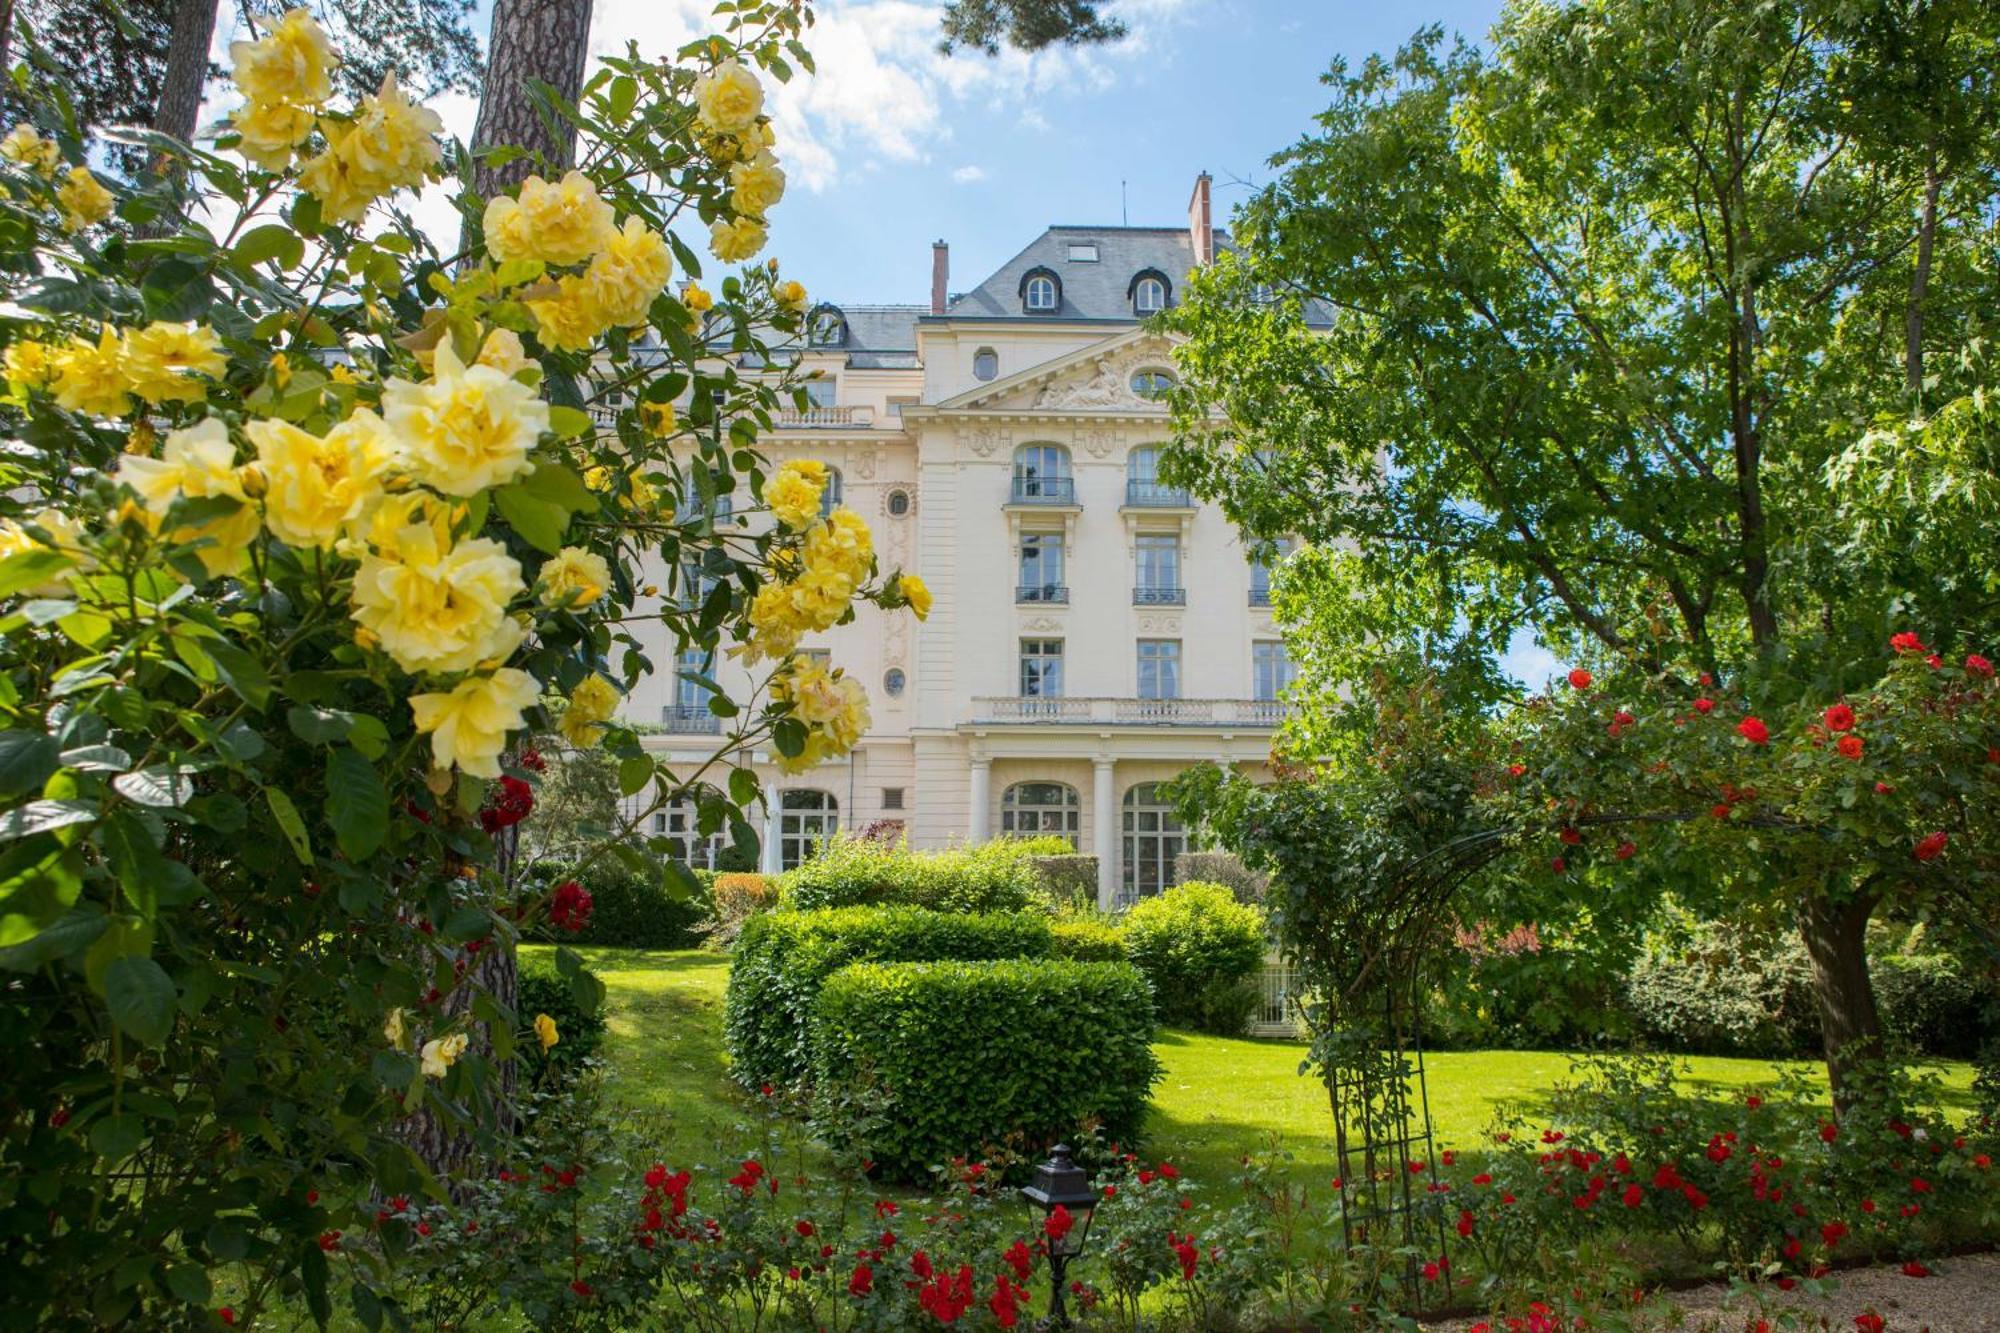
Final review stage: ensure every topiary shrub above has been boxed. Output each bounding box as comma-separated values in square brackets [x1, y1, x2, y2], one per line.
[1121, 881, 1269, 1035]
[518, 955, 609, 1083]
[1051, 918, 1127, 961]
[724, 907, 1054, 1090]
[710, 871, 779, 947]
[782, 833, 1045, 914]
[808, 959, 1159, 1180]
[1029, 854, 1100, 911]
[1875, 953, 1994, 1058]
[537, 857, 709, 950]
[1173, 851, 1269, 903]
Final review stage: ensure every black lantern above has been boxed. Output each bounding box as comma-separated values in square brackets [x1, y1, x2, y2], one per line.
[1022, 1145, 1097, 1327]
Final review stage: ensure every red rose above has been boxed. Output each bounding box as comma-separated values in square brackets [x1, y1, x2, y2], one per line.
[1003, 1240, 1033, 1281]
[1890, 631, 1929, 654]
[1902, 1261, 1930, 1278]
[1614, 841, 1636, 861]
[1968, 653, 1994, 677]
[1737, 717, 1770, 745]
[1621, 1184, 1643, 1208]
[1836, 735, 1863, 760]
[1874, 781, 1894, 794]
[796, 1219, 815, 1237]
[1822, 1220, 1848, 1246]
[1699, 672, 1714, 686]
[1559, 828, 1582, 846]
[1711, 803, 1732, 820]
[1694, 697, 1715, 714]
[479, 775, 535, 833]
[1568, 668, 1593, 689]
[1507, 763, 1526, 777]
[1456, 1209, 1474, 1237]
[1820, 1123, 1838, 1143]
[1823, 703, 1855, 731]
[1550, 857, 1566, 874]
[1043, 1204, 1074, 1241]
[1913, 831, 1948, 863]
[549, 879, 594, 932]
[1856, 1316, 1885, 1333]
[218, 1310, 235, 1327]
[848, 1263, 874, 1297]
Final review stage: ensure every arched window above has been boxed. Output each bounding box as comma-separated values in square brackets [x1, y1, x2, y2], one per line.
[1021, 268, 1060, 313]
[779, 789, 839, 870]
[972, 347, 999, 381]
[1132, 274, 1168, 314]
[653, 796, 726, 869]
[1011, 442, 1073, 503]
[1129, 367, 1175, 399]
[1002, 781, 1080, 847]
[819, 467, 843, 517]
[887, 487, 912, 516]
[1126, 444, 1185, 506]
[1121, 782, 1185, 906]
[1127, 445, 1161, 485]
[809, 305, 846, 346]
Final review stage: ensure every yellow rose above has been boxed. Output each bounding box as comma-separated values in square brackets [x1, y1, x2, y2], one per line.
[534, 1013, 559, 1052]
[419, 1031, 469, 1079]
[232, 96, 317, 171]
[4, 340, 53, 392]
[770, 656, 870, 774]
[728, 152, 787, 218]
[56, 166, 114, 231]
[640, 400, 676, 436]
[523, 274, 612, 353]
[382, 339, 548, 496]
[229, 7, 337, 107]
[804, 506, 874, 582]
[1, 123, 61, 173]
[681, 283, 714, 315]
[351, 523, 526, 675]
[297, 74, 442, 223]
[709, 216, 767, 264]
[774, 279, 808, 315]
[121, 321, 227, 404]
[765, 459, 827, 531]
[474, 328, 530, 378]
[113, 418, 259, 577]
[296, 140, 374, 225]
[538, 545, 611, 609]
[0, 508, 89, 594]
[898, 573, 931, 621]
[581, 216, 672, 327]
[410, 668, 538, 777]
[582, 464, 612, 492]
[489, 170, 616, 267]
[694, 59, 764, 135]
[383, 1007, 407, 1047]
[246, 409, 393, 549]
[559, 672, 620, 748]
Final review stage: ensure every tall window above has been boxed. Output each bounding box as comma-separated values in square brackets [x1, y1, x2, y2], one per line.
[1135, 534, 1181, 601]
[1011, 443, 1073, 502]
[1127, 445, 1161, 486]
[1249, 537, 1294, 606]
[1025, 274, 1058, 311]
[804, 378, 837, 408]
[1018, 533, 1064, 601]
[1253, 641, 1296, 701]
[653, 797, 725, 869]
[1134, 276, 1166, 314]
[1002, 782, 1080, 847]
[779, 789, 838, 870]
[1137, 640, 1181, 700]
[1121, 782, 1184, 905]
[1020, 639, 1064, 699]
[819, 466, 843, 517]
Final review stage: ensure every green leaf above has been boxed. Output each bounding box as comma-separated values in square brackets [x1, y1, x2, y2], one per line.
[0, 548, 73, 598]
[617, 754, 653, 797]
[546, 405, 593, 439]
[204, 639, 272, 708]
[0, 731, 58, 796]
[287, 705, 355, 745]
[162, 1264, 212, 1306]
[663, 858, 702, 903]
[95, 810, 168, 919]
[607, 74, 638, 120]
[325, 748, 388, 860]
[113, 767, 191, 808]
[0, 799, 96, 841]
[0, 835, 85, 946]
[89, 1114, 146, 1162]
[347, 714, 390, 761]
[265, 788, 313, 864]
[104, 955, 176, 1045]
[518, 461, 598, 514]
[233, 223, 304, 271]
[493, 484, 568, 554]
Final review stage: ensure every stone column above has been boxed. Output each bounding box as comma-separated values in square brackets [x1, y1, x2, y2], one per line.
[760, 793, 782, 875]
[1093, 757, 1117, 910]
[968, 757, 991, 843]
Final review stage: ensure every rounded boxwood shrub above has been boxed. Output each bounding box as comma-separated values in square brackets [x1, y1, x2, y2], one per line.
[518, 955, 609, 1081]
[724, 907, 1054, 1090]
[782, 834, 1048, 914]
[1051, 918, 1127, 961]
[528, 857, 710, 950]
[808, 959, 1160, 1180]
[1121, 881, 1269, 1035]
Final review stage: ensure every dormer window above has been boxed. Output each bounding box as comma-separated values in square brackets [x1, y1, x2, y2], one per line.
[1130, 269, 1170, 315]
[1066, 243, 1099, 262]
[808, 305, 846, 346]
[1021, 268, 1060, 314]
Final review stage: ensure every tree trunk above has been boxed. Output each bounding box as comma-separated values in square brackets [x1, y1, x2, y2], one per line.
[0, 0, 16, 79]
[1905, 152, 1941, 398]
[1799, 892, 1884, 1106]
[155, 0, 219, 147]
[469, 0, 593, 199]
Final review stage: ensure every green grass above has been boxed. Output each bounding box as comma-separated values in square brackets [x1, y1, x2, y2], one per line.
[559, 946, 1979, 1183]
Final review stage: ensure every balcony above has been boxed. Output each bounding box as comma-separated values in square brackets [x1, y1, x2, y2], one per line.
[1125, 479, 1192, 507]
[1016, 584, 1070, 604]
[1249, 587, 1272, 608]
[1008, 476, 1076, 506]
[1133, 586, 1187, 606]
[661, 704, 722, 734]
[970, 697, 1287, 727]
[774, 403, 876, 429]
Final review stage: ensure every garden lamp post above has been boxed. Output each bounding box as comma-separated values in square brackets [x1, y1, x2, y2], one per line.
[1022, 1145, 1097, 1329]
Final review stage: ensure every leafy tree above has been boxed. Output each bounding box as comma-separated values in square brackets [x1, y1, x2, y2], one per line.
[1161, 0, 2000, 1087]
[938, 0, 1125, 55]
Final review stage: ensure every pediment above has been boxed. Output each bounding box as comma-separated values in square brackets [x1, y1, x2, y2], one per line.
[938, 329, 1180, 414]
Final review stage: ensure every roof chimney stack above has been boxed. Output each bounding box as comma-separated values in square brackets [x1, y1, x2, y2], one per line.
[930, 239, 949, 315]
[1188, 172, 1214, 267]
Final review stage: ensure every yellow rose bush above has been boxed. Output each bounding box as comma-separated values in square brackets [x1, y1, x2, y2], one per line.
[0, 4, 927, 1325]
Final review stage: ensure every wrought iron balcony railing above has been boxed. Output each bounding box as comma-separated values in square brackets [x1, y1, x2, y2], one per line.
[1133, 586, 1187, 606]
[1124, 479, 1192, 507]
[1016, 584, 1070, 604]
[1248, 587, 1272, 607]
[1008, 476, 1076, 505]
[970, 697, 1286, 727]
[662, 704, 722, 734]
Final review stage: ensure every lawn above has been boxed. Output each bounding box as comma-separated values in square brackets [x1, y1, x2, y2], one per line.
[556, 946, 1980, 1183]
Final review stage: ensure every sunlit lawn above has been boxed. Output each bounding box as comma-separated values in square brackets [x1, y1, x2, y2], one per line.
[555, 946, 1979, 1184]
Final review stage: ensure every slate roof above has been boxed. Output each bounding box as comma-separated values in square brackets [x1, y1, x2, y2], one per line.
[826, 304, 922, 368]
[941, 226, 1228, 322]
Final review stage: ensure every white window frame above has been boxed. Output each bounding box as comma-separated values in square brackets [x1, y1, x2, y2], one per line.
[1002, 781, 1080, 848]
[654, 797, 726, 870]
[1134, 276, 1166, 314]
[1253, 640, 1296, 701]
[1025, 275, 1058, 312]
[1137, 639, 1182, 701]
[1020, 638, 1064, 699]
[1121, 782, 1185, 906]
[779, 789, 839, 870]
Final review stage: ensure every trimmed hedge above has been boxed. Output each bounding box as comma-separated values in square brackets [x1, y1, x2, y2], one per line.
[1050, 918, 1127, 961]
[518, 955, 608, 1082]
[809, 959, 1159, 1180]
[1029, 854, 1100, 910]
[1877, 953, 1992, 1059]
[781, 834, 1050, 914]
[1174, 851, 1269, 903]
[724, 907, 1054, 1090]
[1122, 881, 1269, 1035]
[535, 857, 710, 950]
[1622, 922, 1821, 1057]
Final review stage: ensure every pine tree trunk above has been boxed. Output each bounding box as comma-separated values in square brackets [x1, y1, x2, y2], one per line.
[469, 0, 593, 198]
[1799, 892, 1884, 1106]
[155, 0, 219, 146]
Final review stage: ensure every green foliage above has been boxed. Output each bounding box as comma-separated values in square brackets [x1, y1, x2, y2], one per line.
[1026, 852, 1098, 911]
[937, 0, 1126, 55]
[1122, 881, 1269, 1035]
[1174, 850, 1268, 903]
[518, 954, 607, 1078]
[723, 907, 1053, 1090]
[1050, 917, 1127, 961]
[1621, 921, 1820, 1058]
[1876, 953, 1994, 1060]
[536, 857, 709, 950]
[780, 832, 1049, 914]
[808, 959, 1160, 1180]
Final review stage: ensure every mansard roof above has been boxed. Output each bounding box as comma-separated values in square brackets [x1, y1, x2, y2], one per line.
[942, 226, 1227, 322]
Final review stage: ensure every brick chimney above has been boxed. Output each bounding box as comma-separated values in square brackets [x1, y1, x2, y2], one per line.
[930, 239, 949, 315]
[1187, 172, 1214, 267]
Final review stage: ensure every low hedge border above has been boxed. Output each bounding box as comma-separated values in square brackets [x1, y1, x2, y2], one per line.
[808, 958, 1160, 1180]
[723, 907, 1054, 1090]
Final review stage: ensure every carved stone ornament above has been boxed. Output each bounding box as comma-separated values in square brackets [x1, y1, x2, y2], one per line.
[1020, 615, 1064, 633]
[1137, 614, 1183, 635]
[1078, 426, 1120, 458]
[967, 427, 1006, 458]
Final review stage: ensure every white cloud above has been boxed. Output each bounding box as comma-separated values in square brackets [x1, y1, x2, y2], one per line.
[950, 164, 986, 183]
